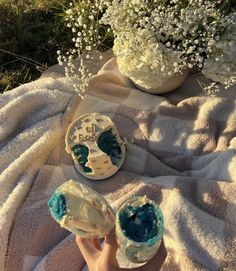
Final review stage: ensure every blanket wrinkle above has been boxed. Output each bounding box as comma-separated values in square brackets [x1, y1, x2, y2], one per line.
[0, 89, 72, 143]
[33, 234, 85, 271]
[0, 115, 62, 170]
[0, 114, 64, 205]
[0, 54, 236, 271]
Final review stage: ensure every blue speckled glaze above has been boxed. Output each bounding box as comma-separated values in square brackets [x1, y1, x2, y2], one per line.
[119, 203, 159, 244]
[48, 192, 67, 221]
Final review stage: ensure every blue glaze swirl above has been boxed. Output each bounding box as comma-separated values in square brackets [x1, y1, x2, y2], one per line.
[119, 203, 158, 244]
[97, 129, 121, 166]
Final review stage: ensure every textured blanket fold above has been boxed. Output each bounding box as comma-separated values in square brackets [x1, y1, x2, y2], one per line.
[0, 54, 236, 271]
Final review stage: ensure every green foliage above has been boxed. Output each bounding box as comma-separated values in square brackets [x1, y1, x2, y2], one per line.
[0, 65, 39, 92]
[0, 0, 73, 93]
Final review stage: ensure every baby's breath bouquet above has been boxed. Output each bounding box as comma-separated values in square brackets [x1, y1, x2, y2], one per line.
[58, 0, 113, 97]
[60, 0, 236, 96]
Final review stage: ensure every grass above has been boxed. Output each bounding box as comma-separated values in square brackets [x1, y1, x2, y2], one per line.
[0, 0, 73, 93]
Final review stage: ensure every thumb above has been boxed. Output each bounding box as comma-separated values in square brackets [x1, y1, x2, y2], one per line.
[103, 228, 118, 264]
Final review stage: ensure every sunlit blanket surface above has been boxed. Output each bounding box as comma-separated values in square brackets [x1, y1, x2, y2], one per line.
[1, 52, 236, 271]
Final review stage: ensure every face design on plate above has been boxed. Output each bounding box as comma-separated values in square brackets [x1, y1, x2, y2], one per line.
[65, 113, 126, 180]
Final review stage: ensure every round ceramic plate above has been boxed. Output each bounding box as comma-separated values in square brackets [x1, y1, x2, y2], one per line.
[65, 113, 126, 180]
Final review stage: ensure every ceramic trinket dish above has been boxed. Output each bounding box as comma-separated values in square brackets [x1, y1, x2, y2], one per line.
[65, 113, 126, 180]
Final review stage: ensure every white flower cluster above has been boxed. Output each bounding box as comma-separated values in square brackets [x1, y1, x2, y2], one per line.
[202, 12, 236, 88]
[102, 0, 236, 90]
[205, 83, 221, 96]
[60, 0, 236, 96]
[58, 0, 112, 98]
[113, 29, 184, 88]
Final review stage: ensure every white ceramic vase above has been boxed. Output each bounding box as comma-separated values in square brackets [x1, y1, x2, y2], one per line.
[132, 69, 190, 94]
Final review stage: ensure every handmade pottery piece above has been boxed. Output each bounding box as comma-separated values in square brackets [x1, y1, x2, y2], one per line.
[133, 69, 190, 94]
[65, 113, 126, 180]
[48, 180, 115, 238]
[116, 196, 164, 263]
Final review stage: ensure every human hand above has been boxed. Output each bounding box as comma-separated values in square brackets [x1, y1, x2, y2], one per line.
[76, 229, 167, 271]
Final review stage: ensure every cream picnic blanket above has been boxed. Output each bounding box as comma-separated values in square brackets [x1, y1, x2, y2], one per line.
[0, 53, 236, 271]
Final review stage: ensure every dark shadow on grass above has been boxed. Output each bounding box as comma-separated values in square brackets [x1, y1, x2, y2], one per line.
[0, 1, 72, 92]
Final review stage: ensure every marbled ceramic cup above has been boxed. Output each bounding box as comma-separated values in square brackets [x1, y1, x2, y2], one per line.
[116, 196, 163, 263]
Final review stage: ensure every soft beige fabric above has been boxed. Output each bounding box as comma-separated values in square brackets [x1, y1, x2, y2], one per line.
[0, 55, 236, 271]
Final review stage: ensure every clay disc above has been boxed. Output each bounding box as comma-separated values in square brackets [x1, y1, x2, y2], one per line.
[65, 113, 126, 180]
